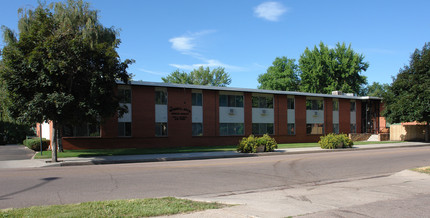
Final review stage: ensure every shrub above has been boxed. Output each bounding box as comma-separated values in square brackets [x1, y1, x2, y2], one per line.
[237, 135, 258, 153]
[237, 134, 278, 153]
[318, 133, 353, 149]
[257, 134, 278, 152]
[23, 138, 50, 151]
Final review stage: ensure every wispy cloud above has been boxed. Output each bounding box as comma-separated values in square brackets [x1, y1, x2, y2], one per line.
[170, 59, 245, 72]
[169, 30, 244, 72]
[137, 68, 167, 76]
[254, 1, 287, 22]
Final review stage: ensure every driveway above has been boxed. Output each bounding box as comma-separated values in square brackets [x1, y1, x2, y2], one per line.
[0, 144, 35, 161]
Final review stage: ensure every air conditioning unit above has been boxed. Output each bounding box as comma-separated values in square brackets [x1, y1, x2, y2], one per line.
[229, 108, 235, 115]
[261, 109, 267, 116]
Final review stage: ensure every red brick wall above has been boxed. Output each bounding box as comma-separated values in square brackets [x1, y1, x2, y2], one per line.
[167, 88, 192, 143]
[339, 98, 350, 134]
[295, 96, 307, 139]
[203, 90, 218, 136]
[324, 98, 333, 134]
[62, 86, 379, 150]
[276, 95, 288, 136]
[132, 86, 155, 137]
[244, 92, 252, 136]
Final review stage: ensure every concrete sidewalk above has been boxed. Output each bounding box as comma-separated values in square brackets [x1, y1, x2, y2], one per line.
[166, 170, 430, 218]
[0, 142, 429, 169]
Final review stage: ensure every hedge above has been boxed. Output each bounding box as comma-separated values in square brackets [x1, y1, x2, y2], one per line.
[237, 134, 278, 153]
[23, 138, 50, 151]
[318, 133, 353, 149]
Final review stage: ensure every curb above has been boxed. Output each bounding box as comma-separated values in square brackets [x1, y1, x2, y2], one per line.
[41, 143, 430, 167]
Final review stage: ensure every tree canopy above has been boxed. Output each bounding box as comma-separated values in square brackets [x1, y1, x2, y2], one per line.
[258, 42, 368, 94]
[162, 66, 231, 87]
[383, 42, 430, 141]
[0, 0, 133, 160]
[360, 82, 389, 97]
[257, 57, 300, 91]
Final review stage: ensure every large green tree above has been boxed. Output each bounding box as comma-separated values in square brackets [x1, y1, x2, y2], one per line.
[0, 0, 133, 161]
[299, 42, 368, 94]
[383, 43, 430, 141]
[257, 56, 300, 91]
[162, 66, 231, 87]
[360, 82, 390, 97]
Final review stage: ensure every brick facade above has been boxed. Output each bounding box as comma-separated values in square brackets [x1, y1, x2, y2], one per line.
[62, 82, 379, 150]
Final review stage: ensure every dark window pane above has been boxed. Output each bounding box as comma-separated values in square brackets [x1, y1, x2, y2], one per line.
[228, 96, 236, 107]
[267, 97, 273, 108]
[287, 123, 295, 135]
[192, 123, 203, 136]
[288, 98, 294, 110]
[219, 95, 228, 107]
[252, 96, 259, 108]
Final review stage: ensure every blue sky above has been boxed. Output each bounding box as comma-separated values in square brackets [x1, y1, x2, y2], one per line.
[1, 0, 429, 90]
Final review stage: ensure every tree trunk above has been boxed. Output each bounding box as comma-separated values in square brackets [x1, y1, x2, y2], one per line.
[51, 121, 58, 162]
[58, 123, 63, 152]
[426, 121, 429, 142]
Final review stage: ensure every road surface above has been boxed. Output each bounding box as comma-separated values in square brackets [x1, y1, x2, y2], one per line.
[0, 146, 429, 209]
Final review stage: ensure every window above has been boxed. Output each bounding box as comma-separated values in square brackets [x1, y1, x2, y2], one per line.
[306, 99, 324, 110]
[192, 93, 202, 106]
[219, 123, 244, 136]
[192, 123, 203, 136]
[219, 95, 243, 107]
[333, 124, 339, 134]
[287, 98, 295, 110]
[287, 123, 295, 135]
[118, 88, 131, 104]
[350, 101, 356, 112]
[350, 124, 356, 133]
[63, 124, 100, 137]
[252, 123, 274, 135]
[333, 100, 339, 111]
[252, 96, 273, 108]
[306, 124, 324, 135]
[155, 90, 167, 105]
[155, 122, 168, 136]
[118, 122, 131, 137]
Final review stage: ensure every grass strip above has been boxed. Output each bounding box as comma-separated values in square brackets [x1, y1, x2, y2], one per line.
[34, 141, 403, 159]
[412, 166, 430, 175]
[0, 197, 226, 217]
[35, 145, 237, 159]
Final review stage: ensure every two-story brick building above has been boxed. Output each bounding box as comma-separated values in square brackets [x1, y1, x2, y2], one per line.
[40, 81, 385, 150]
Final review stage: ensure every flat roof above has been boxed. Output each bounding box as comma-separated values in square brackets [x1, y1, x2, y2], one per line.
[120, 81, 381, 100]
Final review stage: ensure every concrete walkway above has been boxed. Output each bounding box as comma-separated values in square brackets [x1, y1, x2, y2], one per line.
[0, 142, 429, 169]
[164, 170, 430, 218]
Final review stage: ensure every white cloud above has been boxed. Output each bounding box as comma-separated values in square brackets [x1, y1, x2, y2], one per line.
[138, 68, 167, 76]
[254, 1, 287, 21]
[170, 59, 245, 72]
[169, 30, 244, 72]
[169, 36, 195, 52]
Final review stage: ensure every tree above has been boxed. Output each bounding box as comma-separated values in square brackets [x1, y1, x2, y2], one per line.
[299, 42, 368, 94]
[360, 82, 389, 97]
[383, 42, 430, 141]
[0, 0, 133, 161]
[257, 56, 300, 91]
[162, 66, 231, 87]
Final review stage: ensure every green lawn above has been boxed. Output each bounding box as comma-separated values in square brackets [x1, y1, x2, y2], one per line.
[412, 166, 430, 175]
[0, 197, 226, 217]
[34, 145, 238, 159]
[34, 141, 403, 159]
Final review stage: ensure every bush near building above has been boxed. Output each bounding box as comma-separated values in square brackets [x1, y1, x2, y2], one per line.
[237, 134, 278, 153]
[319, 133, 353, 149]
[23, 138, 50, 151]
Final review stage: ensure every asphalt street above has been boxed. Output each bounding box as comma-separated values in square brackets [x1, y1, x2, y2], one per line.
[1, 146, 430, 211]
[0, 144, 35, 161]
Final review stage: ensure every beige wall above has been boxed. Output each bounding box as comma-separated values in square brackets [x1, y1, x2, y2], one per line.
[390, 124, 426, 141]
